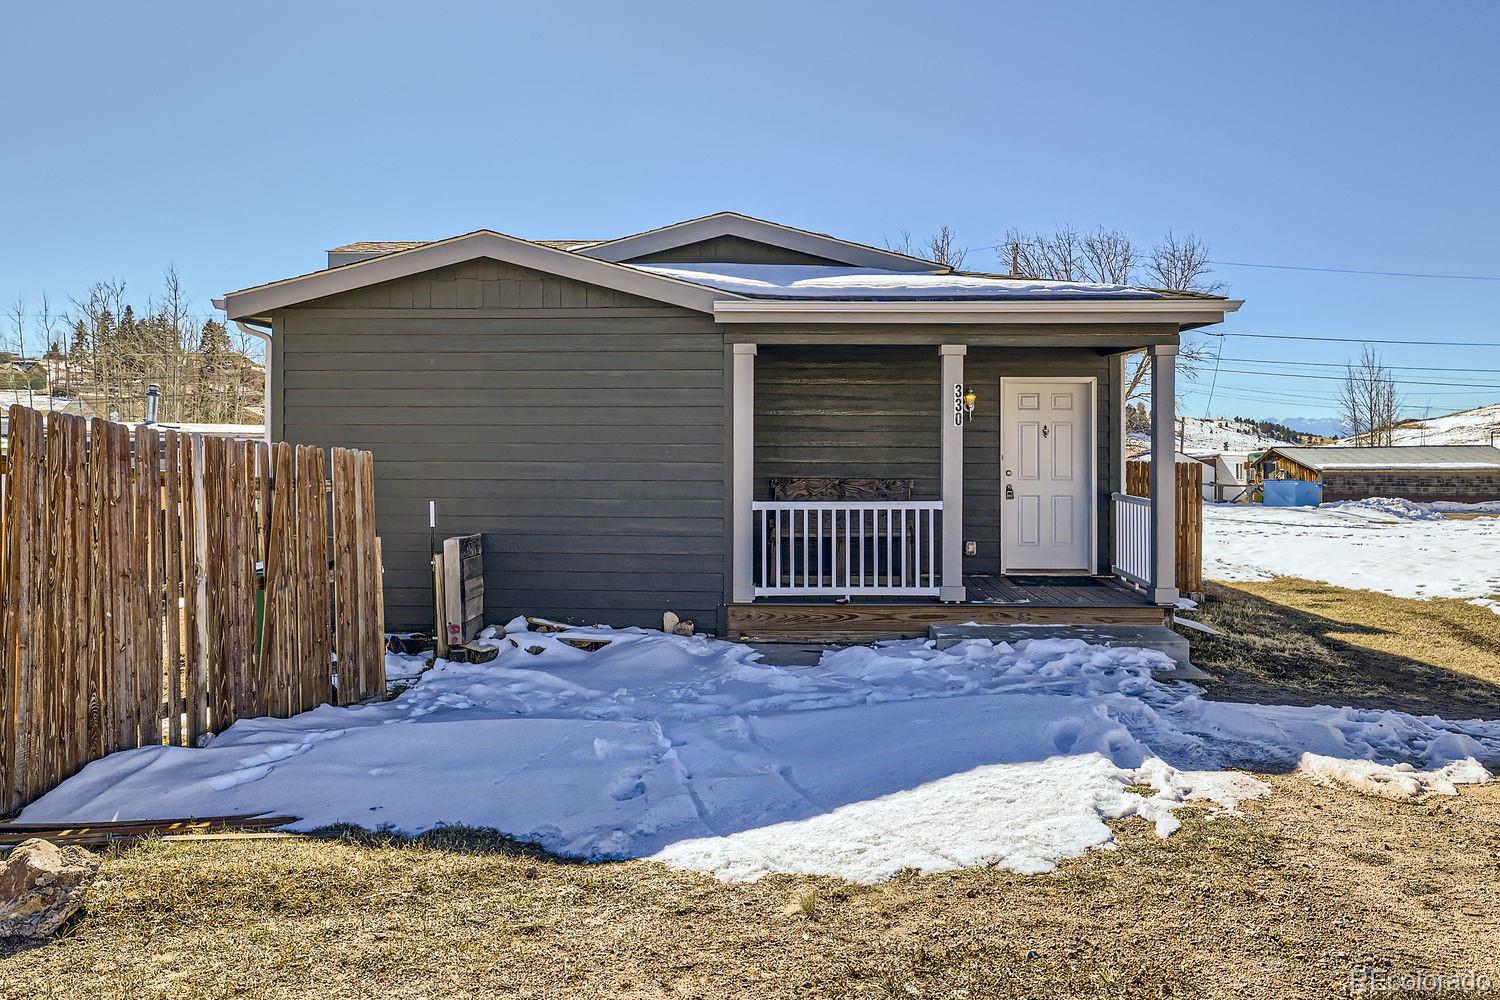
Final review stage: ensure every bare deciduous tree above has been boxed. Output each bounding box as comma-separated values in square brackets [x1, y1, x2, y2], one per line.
[51, 271, 264, 424]
[7, 296, 33, 408]
[885, 230, 915, 256]
[1081, 228, 1136, 285]
[1146, 230, 1224, 294]
[999, 224, 1227, 409]
[887, 226, 967, 268]
[1338, 347, 1402, 446]
[1000, 225, 1086, 281]
[923, 226, 966, 269]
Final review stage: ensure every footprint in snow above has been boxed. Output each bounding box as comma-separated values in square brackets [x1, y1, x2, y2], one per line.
[208, 764, 274, 791]
[1047, 718, 1084, 754]
[606, 773, 647, 801]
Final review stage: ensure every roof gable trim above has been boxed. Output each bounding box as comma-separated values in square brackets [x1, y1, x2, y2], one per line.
[580, 212, 946, 273]
[222, 231, 735, 320]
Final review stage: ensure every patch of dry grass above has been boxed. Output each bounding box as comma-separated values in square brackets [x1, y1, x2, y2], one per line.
[3, 777, 1499, 999]
[1183, 578, 1500, 718]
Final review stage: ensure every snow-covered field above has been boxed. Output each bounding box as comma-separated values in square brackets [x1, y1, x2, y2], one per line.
[20, 621, 1499, 883]
[1205, 498, 1500, 601]
[1128, 415, 1297, 455]
[1363, 402, 1500, 447]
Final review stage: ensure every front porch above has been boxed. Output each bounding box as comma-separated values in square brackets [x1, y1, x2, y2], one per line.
[729, 341, 1184, 637]
[727, 573, 1166, 642]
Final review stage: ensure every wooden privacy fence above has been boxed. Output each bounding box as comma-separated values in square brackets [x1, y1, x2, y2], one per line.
[0, 405, 385, 813]
[1124, 459, 1204, 595]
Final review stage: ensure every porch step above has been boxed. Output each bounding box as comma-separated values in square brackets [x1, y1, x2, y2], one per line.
[926, 623, 1213, 682]
[726, 602, 1169, 644]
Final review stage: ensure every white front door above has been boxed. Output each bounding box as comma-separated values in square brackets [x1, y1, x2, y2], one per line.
[1001, 379, 1095, 573]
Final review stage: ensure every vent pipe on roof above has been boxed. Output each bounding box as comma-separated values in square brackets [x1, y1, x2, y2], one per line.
[144, 384, 160, 425]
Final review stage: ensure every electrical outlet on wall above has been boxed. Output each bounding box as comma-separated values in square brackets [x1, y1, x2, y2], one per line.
[964, 541, 977, 556]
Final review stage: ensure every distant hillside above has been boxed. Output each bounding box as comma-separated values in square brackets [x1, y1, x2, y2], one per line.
[1128, 415, 1309, 456]
[1263, 415, 1347, 438]
[1347, 402, 1500, 446]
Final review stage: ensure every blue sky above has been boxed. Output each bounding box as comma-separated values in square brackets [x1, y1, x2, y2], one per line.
[3, 1, 1497, 424]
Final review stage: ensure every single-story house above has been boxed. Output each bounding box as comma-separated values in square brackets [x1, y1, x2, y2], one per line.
[216, 212, 1241, 638]
[1135, 450, 1213, 492]
[1188, 449, 1257, 503]
[1257, 445, 1500, 502]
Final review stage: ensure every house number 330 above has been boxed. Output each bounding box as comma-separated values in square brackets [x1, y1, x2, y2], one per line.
[952, 383, 964, 427]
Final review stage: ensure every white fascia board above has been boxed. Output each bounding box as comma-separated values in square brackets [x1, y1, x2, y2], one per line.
[712, 298, 1244, 325]
[222, 231, 734, 319]
[580, 212, 945, 273]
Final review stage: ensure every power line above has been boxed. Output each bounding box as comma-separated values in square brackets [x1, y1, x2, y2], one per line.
[1209, 260, 1500, 282]
[1211, 367, 1500, 391]
[1207, 331, 1500, 348]
[1217, 357, 1500, 374]
[1203, 334, 1225, 416]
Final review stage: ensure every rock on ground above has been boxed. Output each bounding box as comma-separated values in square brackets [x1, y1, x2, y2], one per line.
[0, 839, 101, 939]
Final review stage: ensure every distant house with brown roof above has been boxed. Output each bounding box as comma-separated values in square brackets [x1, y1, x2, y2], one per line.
[1257, 445, 1500, 502]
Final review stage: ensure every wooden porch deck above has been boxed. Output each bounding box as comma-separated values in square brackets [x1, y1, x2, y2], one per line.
[726, 574, 1167, 643]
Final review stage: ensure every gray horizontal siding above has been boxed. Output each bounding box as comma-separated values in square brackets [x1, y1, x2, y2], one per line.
[754, 347, 941, 500]
[274, 261, 726, 632]
[751, 344, 1119, 576]
[282, 406, 725, 428]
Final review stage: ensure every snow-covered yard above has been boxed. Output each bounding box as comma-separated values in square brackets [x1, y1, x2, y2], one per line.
[20, 620, 1500, 883]
[1205, 498, 1500, 601]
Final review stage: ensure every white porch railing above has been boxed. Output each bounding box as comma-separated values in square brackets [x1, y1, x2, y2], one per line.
[1112, 492, 1152, 589]
[753, 501, 942, 597]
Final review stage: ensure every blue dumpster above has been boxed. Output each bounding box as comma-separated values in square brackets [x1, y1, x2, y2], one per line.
[1262, 479, 1323, 506]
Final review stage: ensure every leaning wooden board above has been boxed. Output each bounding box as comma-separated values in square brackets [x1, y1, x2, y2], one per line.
[441, 534, 484, 648]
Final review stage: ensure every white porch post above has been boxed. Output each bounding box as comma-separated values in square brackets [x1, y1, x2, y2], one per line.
[940, 344, 966, 602]
[731, 343, 757, 603]
[1149, 344, 1179, 605]
[1113, 352, 1127, 492]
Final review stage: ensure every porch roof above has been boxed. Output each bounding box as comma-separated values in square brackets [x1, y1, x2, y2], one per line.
[631, 262, 1205, 302]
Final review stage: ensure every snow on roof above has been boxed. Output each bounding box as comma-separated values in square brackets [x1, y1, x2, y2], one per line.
[629, 263, 1171, 301]
[1264, 445, 1500, 471]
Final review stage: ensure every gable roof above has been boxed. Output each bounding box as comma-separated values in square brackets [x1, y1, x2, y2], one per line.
[222, 230, 737, 321]
[1261, 445, 1500, 471]
[577, 211, 945, 272]
[221, 212, 1244, 326]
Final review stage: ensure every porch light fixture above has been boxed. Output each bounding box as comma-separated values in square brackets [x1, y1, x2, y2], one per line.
[962, 387, 978, 422]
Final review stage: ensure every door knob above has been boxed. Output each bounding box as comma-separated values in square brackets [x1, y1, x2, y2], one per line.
[1005, 485, 1015, 500]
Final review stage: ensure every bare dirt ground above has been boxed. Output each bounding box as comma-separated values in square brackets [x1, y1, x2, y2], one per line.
[3, 578, 1499, 999]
